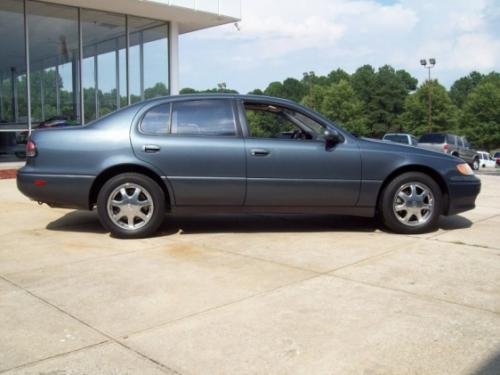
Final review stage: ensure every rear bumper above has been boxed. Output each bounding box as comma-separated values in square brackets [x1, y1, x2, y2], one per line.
[17, 170, 94, 209]
[446, 177, 481, 216]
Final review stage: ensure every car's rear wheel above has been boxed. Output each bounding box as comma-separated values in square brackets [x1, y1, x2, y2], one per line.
[97, 173, 165, 238]
[380, 172, 442, 234]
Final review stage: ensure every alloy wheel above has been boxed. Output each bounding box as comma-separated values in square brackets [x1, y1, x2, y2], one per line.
[107, 183, 154, 231]
[392, 182, 434, 227]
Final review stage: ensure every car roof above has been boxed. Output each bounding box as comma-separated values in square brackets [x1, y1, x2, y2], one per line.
[143, 93, 299, 107]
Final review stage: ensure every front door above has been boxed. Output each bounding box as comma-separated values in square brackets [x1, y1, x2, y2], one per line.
[132, 99, 246, 206]
[241, 101, 361, 207]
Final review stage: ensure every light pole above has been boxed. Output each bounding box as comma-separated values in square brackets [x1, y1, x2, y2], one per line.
[420, 58, 436, 133]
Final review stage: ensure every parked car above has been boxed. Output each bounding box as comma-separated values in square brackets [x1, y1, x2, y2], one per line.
[477, 151, 497, 169]
[382, 133, 418, 146]
[17, 95, 481, 238]
[494, 152, 500, 166]
[418, 133, 479, 170]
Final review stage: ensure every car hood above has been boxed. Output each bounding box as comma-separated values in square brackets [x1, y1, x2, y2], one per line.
[359, 137, 459, 162]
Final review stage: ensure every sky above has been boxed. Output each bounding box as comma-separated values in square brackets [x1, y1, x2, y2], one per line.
[179, 0, 500, 93]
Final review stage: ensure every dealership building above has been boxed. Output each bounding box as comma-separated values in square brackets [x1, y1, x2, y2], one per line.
[0, 0, 240, 158]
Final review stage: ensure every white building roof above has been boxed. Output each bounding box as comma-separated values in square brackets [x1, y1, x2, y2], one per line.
[47, 0, 241, 33]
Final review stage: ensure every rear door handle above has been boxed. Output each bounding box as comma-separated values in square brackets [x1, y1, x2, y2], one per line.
[143, 144, 161, 153]
[250, 149, 270, 157]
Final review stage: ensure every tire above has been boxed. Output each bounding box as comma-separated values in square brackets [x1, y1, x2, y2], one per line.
[97, 173, 165, 238]
[472, 158, 480, 171]
[379, 172, 442, 234]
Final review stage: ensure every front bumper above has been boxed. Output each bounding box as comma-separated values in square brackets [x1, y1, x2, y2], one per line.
[446, 176, 481, 216]
[17, 170, 94, 209]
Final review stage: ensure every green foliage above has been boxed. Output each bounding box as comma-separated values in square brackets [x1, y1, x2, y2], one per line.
[179, 86, 238, 95]
[303, 80, 369, 136]
[399, 80, 460, 135]
[461, 76, 500, 150]
[449, 71, 484, 108]
[177, 67, 500, 150]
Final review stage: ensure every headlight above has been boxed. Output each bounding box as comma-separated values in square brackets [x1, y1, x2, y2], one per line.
[456, 163, 474, 176]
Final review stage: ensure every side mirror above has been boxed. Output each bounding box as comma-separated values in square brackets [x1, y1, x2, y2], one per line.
[324, 129, 343, 148]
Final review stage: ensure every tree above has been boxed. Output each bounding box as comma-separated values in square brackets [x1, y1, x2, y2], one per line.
[449, 71, 484, 108]
[327, 68, 350, 85]
[461, 76, 500, 150]
[399, 80, 459, 135]
[368, 65, 417, 136]
[350, 65, 376, 104]
[350, 65, 418, 136]
[303, 80, 369, 136]
[180, 87, 198, 94]
[263, 78, 307, 102]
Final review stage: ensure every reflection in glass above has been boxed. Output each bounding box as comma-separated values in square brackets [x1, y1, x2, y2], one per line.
[0, 0, 27, 159]
[129, 17, 169, 104]
[82, 10, 126, 122]
[0, 0, 27, 126]
[28, 1, 79, 125]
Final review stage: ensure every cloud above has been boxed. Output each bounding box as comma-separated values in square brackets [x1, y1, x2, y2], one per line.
[180, 0, 500, 92]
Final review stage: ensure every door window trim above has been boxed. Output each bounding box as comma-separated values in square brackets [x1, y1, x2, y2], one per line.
[239, 100, 329, 144]
[137, 98, 242, 138]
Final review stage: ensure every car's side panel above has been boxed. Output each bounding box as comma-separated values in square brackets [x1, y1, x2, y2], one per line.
[131, 100, 246, 206]
[244, 138, 362, 206]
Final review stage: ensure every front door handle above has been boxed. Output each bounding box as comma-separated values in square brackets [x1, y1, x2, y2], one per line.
[250, 149, 270, 157]
[143, 144, 161, 153]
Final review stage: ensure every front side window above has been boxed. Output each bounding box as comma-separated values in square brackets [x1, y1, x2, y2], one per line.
[244, 103, 324, 140]
[171, 100, 236, 136]
[140, 103, 170, 134]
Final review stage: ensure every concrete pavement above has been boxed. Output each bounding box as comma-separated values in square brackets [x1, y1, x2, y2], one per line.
[1, 175, 499, 374]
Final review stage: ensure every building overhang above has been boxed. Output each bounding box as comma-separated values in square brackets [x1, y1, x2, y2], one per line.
[45, 0, 240, 33]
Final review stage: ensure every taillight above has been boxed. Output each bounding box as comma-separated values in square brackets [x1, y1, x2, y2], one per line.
[26, 139, 37, 157]
[443, 143, 449, 153]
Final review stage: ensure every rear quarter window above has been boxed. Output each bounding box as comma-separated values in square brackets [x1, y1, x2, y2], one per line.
[140, 103, 171, 135]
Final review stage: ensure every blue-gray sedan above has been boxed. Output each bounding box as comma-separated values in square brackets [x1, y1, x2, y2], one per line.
[17, 94, 481, 238]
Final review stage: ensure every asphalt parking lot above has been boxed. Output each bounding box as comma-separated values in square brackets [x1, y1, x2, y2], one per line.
[1, 175, 499, 374]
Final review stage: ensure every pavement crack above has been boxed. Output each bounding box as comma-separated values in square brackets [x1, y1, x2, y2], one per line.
[0, 275, 184, 375]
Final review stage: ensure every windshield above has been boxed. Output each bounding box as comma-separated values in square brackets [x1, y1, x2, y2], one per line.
[384, 135, 408, 144]
[419, 134, 445, 143]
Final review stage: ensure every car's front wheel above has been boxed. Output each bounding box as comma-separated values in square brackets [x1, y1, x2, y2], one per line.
[380, 172, 442, 234]
[97, 173, 165, 238]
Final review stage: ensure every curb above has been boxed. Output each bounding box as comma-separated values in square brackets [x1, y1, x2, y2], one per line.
[0, 170, 17, 179]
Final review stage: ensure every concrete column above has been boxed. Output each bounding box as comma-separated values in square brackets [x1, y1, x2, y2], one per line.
[169, 21, 180, 95]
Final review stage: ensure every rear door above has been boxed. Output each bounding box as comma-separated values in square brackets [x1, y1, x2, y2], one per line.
[240, 101, 361, 207]
[131, 99, 246, 206]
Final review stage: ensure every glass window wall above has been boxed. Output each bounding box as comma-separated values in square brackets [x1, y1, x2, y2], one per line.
[28, 0, 79, 125]
[0, 0, 170, 136]
[0, 0, 27, 161]
[81, 9, 126, 122]
[129, 16, 169, 104]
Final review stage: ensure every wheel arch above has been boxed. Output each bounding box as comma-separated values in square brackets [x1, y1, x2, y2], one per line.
[376, 164, 450, 215]
[89, 164, 172, 210]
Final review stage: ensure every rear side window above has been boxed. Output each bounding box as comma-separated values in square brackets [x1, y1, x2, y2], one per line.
[140, 104, 171, 135]
[171, 100, 236, 136]
[419, 134, 445, 143]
